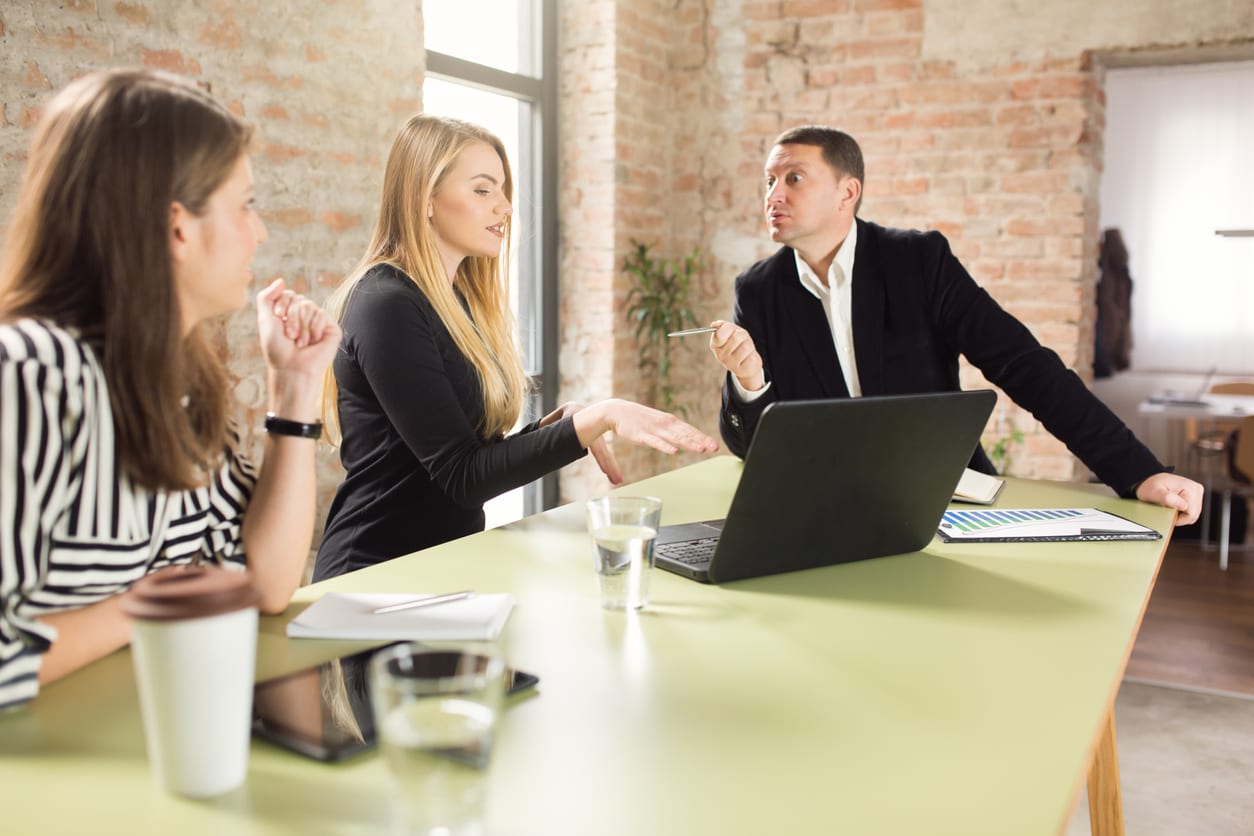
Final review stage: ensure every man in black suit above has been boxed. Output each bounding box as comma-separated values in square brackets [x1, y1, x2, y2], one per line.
[709, 125, 1201, 523]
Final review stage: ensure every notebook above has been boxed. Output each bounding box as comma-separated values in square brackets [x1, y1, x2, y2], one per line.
[287, 592, 514, 640]
[654, 390, 997, 583]
[953, 468, 1005, 504]
[936, 508, 1161, 543]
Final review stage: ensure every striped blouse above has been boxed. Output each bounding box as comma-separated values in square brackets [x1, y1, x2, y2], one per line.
[0, 319, 257, 709]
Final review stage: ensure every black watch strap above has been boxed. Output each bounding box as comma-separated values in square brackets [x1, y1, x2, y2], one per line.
[264, 413, 323, 439]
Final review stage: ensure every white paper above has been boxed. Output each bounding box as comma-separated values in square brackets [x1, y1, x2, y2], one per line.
[287, 592, 514, 640]
[937, 508, 1158, 541]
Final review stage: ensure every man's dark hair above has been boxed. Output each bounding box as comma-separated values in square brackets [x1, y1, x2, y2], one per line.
[774, 125, 864, 213]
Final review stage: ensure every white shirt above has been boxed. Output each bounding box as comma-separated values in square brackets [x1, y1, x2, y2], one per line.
[733, 221, 861, 401]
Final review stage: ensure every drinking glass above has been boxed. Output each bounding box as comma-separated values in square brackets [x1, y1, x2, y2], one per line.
[368, 643, 506, 836]
[585, 495, 663, 610]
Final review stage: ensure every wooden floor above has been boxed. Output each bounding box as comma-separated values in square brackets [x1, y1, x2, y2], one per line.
[1126, 537, 1254, 696]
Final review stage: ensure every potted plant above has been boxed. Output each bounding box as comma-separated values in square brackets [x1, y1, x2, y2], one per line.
[622, 240, 703, 415]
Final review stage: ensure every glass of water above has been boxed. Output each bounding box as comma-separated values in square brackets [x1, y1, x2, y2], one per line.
[585, 495, 663, 610]
[368, 643, 506, 836]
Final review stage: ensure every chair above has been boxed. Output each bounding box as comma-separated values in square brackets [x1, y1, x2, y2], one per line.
[1185, 383, 1254, 567]
[1212, 415, 1254, 571]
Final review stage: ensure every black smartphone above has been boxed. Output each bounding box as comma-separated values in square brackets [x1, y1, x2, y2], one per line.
[252, 643, 538, 762]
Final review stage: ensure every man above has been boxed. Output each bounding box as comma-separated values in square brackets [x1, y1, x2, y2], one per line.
[708, 125, 1201, 524]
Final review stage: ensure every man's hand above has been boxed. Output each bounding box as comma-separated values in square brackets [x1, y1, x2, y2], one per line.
[1135, 472, 1204, 526]
[708, 320, 765, 393]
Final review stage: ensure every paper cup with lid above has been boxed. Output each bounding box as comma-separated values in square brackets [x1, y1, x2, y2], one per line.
[122, 564, 261, 797]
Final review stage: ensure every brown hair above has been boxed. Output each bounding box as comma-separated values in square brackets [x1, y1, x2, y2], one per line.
[0, 68, 254, 490]
[775, 125, 865, 213]
[322, 114, 528, 444]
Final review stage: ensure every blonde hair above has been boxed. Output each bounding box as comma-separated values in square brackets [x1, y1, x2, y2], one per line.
[0, 69, 250, 490]
[322, 114, 528, 444]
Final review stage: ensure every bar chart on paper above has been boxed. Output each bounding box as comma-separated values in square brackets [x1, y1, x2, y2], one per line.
[937, 507, 1162, 543]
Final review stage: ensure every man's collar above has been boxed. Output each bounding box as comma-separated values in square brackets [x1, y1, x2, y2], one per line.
[793, 220, 858, 299]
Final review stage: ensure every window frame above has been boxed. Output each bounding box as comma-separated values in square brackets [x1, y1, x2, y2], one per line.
[424, 0, 560, 512]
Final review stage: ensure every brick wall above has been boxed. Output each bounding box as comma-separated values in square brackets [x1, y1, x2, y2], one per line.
[4, 0, 1253, 526]
[559, 0, 1254, 496]
[0, 0, 423, 570]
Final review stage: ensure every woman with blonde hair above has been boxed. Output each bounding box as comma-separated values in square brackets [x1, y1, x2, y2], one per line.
[0, 69, 341, 708]
[314, 114, 716, 580]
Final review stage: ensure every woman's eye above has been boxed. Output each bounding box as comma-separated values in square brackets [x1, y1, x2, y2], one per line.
[475, 188, 492, 196]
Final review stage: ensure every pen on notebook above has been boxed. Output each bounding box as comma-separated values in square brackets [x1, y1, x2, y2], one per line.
[372, 590, 473, 615]
[667, 326, 719, 337]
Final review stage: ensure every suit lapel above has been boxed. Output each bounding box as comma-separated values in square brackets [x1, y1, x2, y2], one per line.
[850, 220, 885, 396]
[776, 250, 849, 398]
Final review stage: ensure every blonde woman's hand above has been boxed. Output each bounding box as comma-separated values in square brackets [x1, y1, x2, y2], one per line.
[540, 401, 623, 485]
[574, 399, 719, 459]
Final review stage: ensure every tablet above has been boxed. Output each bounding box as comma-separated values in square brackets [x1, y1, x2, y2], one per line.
[252, 643, 539, 762]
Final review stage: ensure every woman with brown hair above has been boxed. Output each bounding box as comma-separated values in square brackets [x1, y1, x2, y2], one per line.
[0, 69, 340, 708]
[314, 114, 717, 580]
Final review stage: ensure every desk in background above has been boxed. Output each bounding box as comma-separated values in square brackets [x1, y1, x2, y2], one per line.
[0, 457, 1173, 835]
[1137, 394, 1254, 475]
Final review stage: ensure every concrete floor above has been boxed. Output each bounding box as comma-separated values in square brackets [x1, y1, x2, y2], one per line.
[1065, 680, 1254, 836]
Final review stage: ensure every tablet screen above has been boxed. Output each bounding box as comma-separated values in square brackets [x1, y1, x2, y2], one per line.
[252, 644, 538, 762]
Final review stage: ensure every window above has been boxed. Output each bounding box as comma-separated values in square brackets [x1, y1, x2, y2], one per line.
[1100, 61, 1254, 373]
[422, 0, 557, 527]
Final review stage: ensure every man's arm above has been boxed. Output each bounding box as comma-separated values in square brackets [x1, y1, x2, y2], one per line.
[918, 232, 1201, 520]
[712, 274, 776, 457]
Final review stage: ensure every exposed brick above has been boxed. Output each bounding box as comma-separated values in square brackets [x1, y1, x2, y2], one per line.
[200, 21, 242, 50]
[37, 29, 112, 61]
[24, 62, 52, 91]
[855, 0, 922, 10]
[264, 208, 314, 228]
[142, 50, 202, 75]
[848, 37, 919, 61]
[114, 2, 149, 24]
[784, 0, 850, 15]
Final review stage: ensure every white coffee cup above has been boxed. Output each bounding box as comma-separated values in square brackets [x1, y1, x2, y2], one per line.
[122, 565, 260, 797]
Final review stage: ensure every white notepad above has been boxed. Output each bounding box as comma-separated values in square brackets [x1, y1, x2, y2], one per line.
[287, 592, 515, 640]
[952, 468, 1006, 504]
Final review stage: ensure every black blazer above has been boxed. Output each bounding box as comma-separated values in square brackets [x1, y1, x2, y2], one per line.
[719, 219, 1164, 497]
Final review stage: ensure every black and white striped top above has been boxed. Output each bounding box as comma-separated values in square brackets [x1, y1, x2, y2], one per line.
[0, 319, 257, 708]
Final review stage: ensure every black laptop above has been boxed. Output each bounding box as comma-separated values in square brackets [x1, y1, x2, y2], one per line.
[654, 390, 997, 583]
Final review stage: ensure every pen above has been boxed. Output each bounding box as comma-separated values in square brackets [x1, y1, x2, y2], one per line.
[667, 326, 719, 337]
[372, 590, 473, 615]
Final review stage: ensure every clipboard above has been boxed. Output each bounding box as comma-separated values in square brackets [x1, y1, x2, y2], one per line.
[936, 508, 1162, 543]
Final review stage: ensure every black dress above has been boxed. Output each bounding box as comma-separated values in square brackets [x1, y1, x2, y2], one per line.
[314, 264, 585, 580]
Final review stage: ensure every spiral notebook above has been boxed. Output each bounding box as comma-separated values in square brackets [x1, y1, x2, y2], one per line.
[936, 508, 1161, 543]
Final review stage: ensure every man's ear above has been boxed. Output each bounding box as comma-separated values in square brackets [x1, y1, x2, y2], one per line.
[841, 176, 862, 211]
[169, 201, 193, 263]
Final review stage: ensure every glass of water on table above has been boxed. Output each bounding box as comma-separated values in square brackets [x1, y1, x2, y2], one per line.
[585, 495, 663, 610]
[368, 643, 506, 836]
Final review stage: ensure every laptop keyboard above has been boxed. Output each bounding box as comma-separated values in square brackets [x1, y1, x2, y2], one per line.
[656, 537, 719, 566]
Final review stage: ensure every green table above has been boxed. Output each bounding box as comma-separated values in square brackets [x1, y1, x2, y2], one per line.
[0, 456, 1170, 835]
